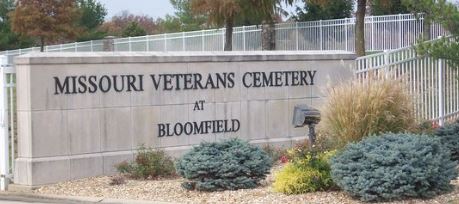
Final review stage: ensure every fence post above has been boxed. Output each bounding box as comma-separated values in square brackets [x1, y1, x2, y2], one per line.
[182, 32, 186, 51]
[146, 36, 150, 51]
[90, 40, 94, 52]
[202, 30, 205, 51]
[242, 26, 246, 51]
[319, 20, 323, 50]
[438, 58, 444, 126]
[164, 34, 168, 52]
[371, 16, 374, 51]
[384, 50, 389, 78]
[296, 22, 299, 51]
[0, 55, 9, 191]
[128, 37, 132, 52]
[222, 28, 225, 51]
[344, 18, 348, 51]
[102, 36, 115, 52]
[398, 14, 403, 48]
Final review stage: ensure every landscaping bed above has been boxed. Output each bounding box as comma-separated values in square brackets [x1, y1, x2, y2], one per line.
[34, 167, 459, 204]
[33, 77, 459, 204]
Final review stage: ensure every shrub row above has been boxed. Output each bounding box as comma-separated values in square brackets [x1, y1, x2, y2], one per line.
[113, 76, 459, 202]
[116, 139, 274, 192]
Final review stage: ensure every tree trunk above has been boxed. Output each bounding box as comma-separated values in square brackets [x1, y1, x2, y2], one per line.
[224, 19, 233, 51]
[40, 36, 45, 52]
[262, 21, 276, 50]
[355, 0, 366, 56]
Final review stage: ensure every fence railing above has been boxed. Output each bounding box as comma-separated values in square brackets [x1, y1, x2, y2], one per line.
[355, 37, 459, 125]
[0, 13, 449, 56]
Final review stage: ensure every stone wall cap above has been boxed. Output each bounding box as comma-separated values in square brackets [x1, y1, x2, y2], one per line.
[15, 51, 356, 65]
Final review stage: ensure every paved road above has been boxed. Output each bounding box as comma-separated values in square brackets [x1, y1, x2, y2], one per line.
[0, 201, 52, 204]
[0, 195, 87, 204]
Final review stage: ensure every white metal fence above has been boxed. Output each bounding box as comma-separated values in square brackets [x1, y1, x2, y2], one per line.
[0, 13, 453, 191]
[0, 13, 449, 56]
[0, 55, 14, 191]
[355, 38, 459, 125]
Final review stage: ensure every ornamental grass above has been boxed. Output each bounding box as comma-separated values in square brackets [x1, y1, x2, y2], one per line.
[320, 77, 417, 148]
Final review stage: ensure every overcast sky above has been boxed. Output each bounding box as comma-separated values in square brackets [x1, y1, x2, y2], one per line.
[97, 0, 174, 19]
[97, 0, 299, 19]
[97, 0, 459, 20]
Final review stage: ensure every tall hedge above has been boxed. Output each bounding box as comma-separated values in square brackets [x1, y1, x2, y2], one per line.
[331, 133, 458, 202]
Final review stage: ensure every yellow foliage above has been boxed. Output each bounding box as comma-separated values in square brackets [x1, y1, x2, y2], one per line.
[273, 150, 336, 195]
[273, 164, 329, 194]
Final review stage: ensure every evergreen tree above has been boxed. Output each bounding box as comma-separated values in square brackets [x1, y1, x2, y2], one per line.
[294, 0, 353, 21]
[122, 21, 147, 37]
[76, 0, 107, 41]
[408, 0, 459, 67]
[170, 0, 208, 31]
[157, 15, 183, 33]
[371, 0, 409, 15]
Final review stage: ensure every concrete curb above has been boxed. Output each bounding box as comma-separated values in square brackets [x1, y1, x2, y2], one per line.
[0, 192, 177, 204]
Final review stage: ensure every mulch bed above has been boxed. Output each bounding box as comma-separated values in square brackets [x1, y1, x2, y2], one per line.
[34, 166, 459, 204]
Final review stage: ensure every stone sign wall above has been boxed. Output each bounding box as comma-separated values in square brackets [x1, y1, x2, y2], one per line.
[14, 51, 355, 187]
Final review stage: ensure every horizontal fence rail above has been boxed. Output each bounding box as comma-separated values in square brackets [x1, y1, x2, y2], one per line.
[355, 37, 459, 124]
[0, 13, 449, 56]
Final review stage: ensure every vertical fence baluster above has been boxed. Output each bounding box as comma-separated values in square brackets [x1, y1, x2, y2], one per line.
[0, 55, 9, 191]
[296, 22, 299, 51]
[8, 74, 14, 180]
[438, 58, 444, 126]
[319, 20, 323, 50]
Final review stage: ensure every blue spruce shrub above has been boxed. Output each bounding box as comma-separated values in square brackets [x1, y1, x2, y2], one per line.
[176, 138, 273, 191]
[330, 133, 458, 202]
[434, 120, 459, 161]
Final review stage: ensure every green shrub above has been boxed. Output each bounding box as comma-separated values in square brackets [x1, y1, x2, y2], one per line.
[331, 133, 458, 202]
[273, 150, 336, 194]
[434, 120, 459, 161]
[262, 144, 288, 163]
[287, 137, 332, 161]
[414, 120, 438, 135]
[115, 146, 175, 179]
[176, 138, 272, 191]
[320, 78, 417, 148]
